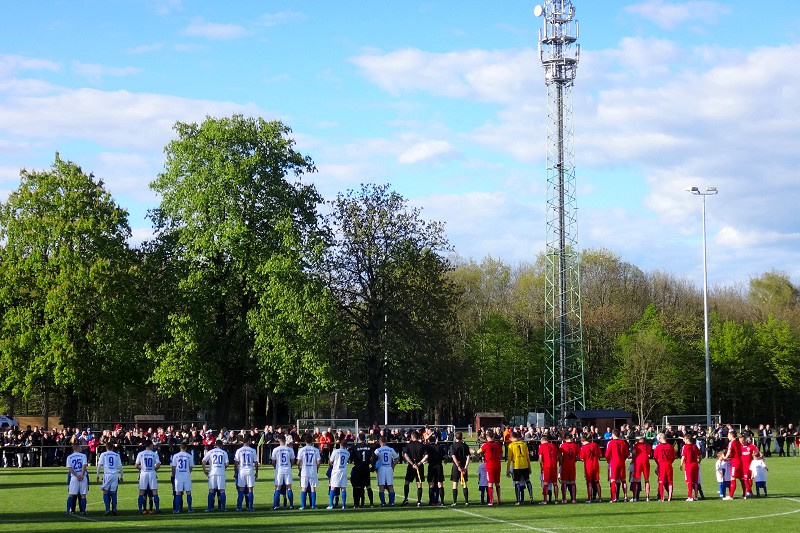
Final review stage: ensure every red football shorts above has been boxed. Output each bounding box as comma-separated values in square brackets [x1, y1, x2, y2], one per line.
[729, 462, 743, 480]
[486, 465, 501, 484]
[608, 461, 626, 481]
[542, 465, 558, 484]
[684, 464, 698, 484]
[560, 463, 576, 482]
[657, 463, 673, 485]
[584, 467, 600, 483]
[634, 461, 650, 479]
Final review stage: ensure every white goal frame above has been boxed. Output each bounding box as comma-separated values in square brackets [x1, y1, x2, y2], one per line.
[296, 418, 359, 436]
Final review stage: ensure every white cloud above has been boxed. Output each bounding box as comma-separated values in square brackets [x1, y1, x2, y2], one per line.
[184, 18, 247, 40]
[411, 191, 544, 263]
[0, 86, 261, 150]
[397, 140, 458, 165]
[258, 11, 307, 27]
[625, 1, 730, 30]
[73, 62, 142, 80]
[0, 54, 60, 77]
[127, 43, 164, 55]
[351, 48, 537, 104]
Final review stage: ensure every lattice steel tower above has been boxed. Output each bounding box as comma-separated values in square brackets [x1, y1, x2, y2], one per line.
[535, 1, 585, 425]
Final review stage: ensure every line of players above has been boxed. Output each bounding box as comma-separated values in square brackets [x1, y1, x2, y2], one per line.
[67, 426, 765, 515]
[476, 427, 768, 506]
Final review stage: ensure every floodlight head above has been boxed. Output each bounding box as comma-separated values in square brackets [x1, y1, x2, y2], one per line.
[706, 186, 718, 194]
[534, 4, 544, 17]
[684, 186, 700, 193]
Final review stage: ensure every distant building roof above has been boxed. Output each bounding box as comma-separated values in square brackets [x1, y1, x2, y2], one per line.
[567, 410, 632, 420]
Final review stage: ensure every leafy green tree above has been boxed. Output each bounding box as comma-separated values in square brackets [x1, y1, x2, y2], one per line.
[148, 115, 330, 424]
[322, 184, 458, 424]
[0, 155, 136, 426]
[606, 305, 687, 425]
[709, 318, 759, 420]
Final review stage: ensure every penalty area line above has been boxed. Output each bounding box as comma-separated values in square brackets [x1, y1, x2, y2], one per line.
[450, 507, 556, 533]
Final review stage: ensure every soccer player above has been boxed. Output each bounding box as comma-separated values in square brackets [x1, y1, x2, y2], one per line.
[630, 435, 652, 502]
[680, 434, 702, 501]
[234, 437, 259, 511]
[476, 431, 503, 505]
[96, 441, 123, 515]
[401, 431, 426, 507]
[171, 442, 194, 513]
[449, 431, 471, 506]
[297, 434, 321, 509]
[507, 431, 532, 505]
[723, 430, 742, 500]
[538, 435, 558, 505]
[604, 429, 630, 502]
[423, 435, 445, 506]
[202, 439, 229, 512]
[579, 434, 602, 503]
[328, 439, 350, 509]
[653, 433, 676, 501]
[739, 434, 758, 498]
[374, 436, 400, 506]
[558, 433, 580, 504]
[271, 434, 296, 509]
[350, 433, 375, 508]
[66, 442, 88, 515]
[135, 439, 161, 514]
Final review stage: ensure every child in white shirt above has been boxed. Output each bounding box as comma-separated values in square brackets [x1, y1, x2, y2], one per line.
[715, 451, 730, 498]
[749, 452, 768, 497]
[477, 458, 488, 505]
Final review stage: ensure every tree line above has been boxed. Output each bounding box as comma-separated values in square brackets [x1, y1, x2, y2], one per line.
[1, 115, 798, 428]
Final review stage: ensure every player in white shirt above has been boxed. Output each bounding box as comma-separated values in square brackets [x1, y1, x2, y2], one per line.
[202, 439, 229, 512]
[66, 443, 88, 515]
[374, 437, 400, 506]
[234, 437, 259, 511]
[328, 439, 351, 509]
[296, 434, 322, 509]
[135, 440, 162, 514]
[271, 435, 296, 509]
[171, 442, 194, 513]
[96, 441, 123, 515]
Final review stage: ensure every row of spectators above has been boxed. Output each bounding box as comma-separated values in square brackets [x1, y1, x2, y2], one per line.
[3, 420, 799, 468]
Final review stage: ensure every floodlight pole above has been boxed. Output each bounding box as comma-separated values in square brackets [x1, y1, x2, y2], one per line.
[384, 314, 388, 427]
[685, 186, 718, 431]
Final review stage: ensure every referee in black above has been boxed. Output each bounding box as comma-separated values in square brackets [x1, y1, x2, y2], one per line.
[401, 431, 426, 506]
[449, 432, 471, 505]
[423, 435, 445, 506]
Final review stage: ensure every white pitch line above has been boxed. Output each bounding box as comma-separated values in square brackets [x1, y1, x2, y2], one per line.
[543, 498, 800, 530]
[450, 507, 556, 533]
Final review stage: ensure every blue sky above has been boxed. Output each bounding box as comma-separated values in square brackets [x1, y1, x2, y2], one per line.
[2, 1, 800, 287]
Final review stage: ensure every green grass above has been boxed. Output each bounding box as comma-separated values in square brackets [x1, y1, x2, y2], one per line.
[2, 458, 800, 532]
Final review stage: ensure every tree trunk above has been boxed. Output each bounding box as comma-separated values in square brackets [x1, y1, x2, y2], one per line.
[62, 386, 78, 428]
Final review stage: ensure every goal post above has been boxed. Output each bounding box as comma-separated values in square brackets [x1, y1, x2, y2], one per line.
[296, 418, 359, 436]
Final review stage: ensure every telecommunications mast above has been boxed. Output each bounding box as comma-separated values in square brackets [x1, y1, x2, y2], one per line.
[534, 1, 585, 425]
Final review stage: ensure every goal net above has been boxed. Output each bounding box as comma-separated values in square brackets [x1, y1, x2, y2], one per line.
[296, 418, 359, 436]
[661, 414, 721, 430]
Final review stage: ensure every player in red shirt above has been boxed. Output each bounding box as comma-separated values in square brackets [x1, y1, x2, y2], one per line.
[579, 434, 602, 503]
[476, 432, 503, 505]
[680, 435, 702, 501]
[558, 434, 581, 503]
[538, 435, 559, 505]
[739, 434, 758, 498]
[631, 435, 652, 502]
[604, 429, 630, 502]
[723, 430, 742, 500]
[653, 433, 675, 501]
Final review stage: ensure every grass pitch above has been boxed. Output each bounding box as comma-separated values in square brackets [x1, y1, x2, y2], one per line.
[2, 458, 800, 532]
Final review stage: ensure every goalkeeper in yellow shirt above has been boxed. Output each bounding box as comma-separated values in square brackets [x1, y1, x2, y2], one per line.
[506, 431, 534, 504]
